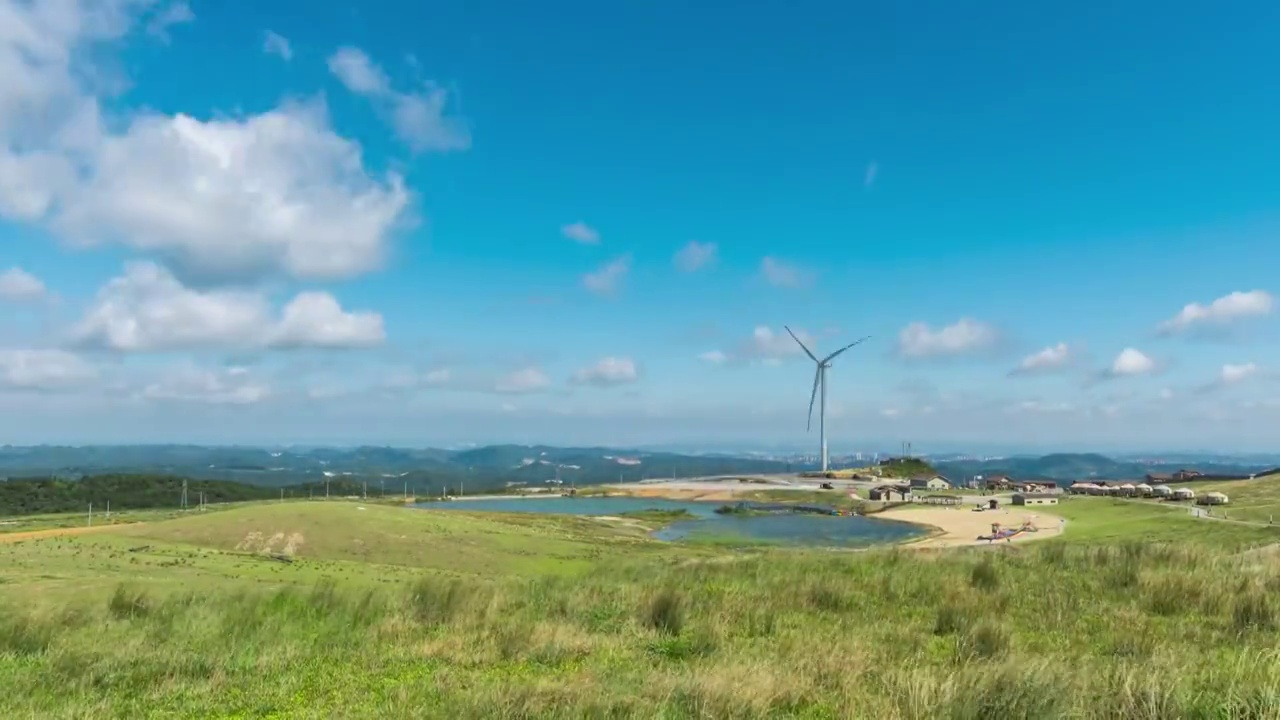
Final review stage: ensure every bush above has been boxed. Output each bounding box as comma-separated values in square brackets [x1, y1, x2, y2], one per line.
[643, 588, 685, 635]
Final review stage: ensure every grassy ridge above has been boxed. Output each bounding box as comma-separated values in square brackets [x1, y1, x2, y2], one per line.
[3, 500, 1280, 717]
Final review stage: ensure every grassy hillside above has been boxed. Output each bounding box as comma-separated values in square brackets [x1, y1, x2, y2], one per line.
[3, 499, 1280, 716]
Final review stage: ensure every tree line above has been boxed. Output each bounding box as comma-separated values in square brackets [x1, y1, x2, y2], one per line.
[0, 474, 379, 517]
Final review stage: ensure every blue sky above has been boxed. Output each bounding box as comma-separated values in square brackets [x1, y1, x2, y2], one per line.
[2, 0, 1279, 452]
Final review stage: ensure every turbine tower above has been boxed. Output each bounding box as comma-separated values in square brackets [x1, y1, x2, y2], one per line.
[785, 326, 870, 473]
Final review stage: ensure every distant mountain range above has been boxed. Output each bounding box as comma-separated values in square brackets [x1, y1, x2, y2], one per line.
[1, 445, 1275, 491]
[0, 444, 794, 494]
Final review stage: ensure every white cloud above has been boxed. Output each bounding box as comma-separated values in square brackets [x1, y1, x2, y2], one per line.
[571, 357, 639, 387]
[71, 262, 385, 352]
[262, 30, 292, 61]
[55, 103, 410, 281]
[674, 241, 717, 272]
[697, 350, 727, 365]
[1110, 348, 1155, 376]
[327, 46, 470, 153]
[494, 367, 551, 394]
[582, 254, 631, 296]
[760, 257, 810, 288]
[144, 2, 194, 43]
[1158, 290, 1273, 334]
[0, 267, 46, 301]
[898, 318, 998, 358]
[142, 365, 268, 405]
[0, 349, 97, 390]
[1221, 362, 1258, 385]
[272, 292, 385, 349]
[0, 6, 411, 283]
[1011, 342, 1071, 375]
[561, 221, 600, 245]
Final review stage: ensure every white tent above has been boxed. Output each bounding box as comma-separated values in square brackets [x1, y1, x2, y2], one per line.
[1135, 483, 1154, 497]
[1203, 491, 1229, 505]
[1173, 487, 1196, 500]
[1151, 485, 1173, 497]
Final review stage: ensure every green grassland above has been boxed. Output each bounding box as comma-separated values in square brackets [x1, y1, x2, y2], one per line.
[1168, 473, 1280, 524]
[3, 497, 1280, 717]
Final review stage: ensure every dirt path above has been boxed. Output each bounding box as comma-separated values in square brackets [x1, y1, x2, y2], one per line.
[879, 506, 1064, 549]
[0, 523, 141, 543]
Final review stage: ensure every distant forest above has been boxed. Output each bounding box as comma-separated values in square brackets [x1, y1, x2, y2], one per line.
[0, 474, 392, 517]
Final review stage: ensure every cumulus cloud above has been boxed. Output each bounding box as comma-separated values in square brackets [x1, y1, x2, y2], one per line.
[760, 257, 811, 288]
[494, 367, 551, 394]
[582, 254, 631, 296]
[262, 30, 292, 61]
[0, 349, 97, 391]
[272, 293, 385, 349]
[1010, 342, 1071, 375]
[1221, 362, 1258, 385]
[1109, 348, 1155, 377]
[561, 221, 600, 245]
[898, 318, 998, 358]
[56, 103, 411, 281]
[571, 357, 638, 387]
[71, 262, 385, 352]
[674, 241, 717, 272]
[142, 365, 269, 405]
[327, 46, 470, 153]
[1158, 290, 1273, 335]
[0, 267, 47, 302]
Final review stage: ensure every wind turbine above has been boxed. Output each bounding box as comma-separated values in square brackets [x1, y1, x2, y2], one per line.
[785, 326, 870, 474]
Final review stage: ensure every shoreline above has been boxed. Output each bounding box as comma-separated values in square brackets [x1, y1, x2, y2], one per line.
[413, 483, 1066, 550]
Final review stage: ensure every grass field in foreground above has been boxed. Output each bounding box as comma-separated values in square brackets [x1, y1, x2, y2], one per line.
[4, 500, 1280, 717]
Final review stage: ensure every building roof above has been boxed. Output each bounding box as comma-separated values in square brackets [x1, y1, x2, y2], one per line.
[909, 475, 950, 483]
[1013, 492, 1058, 499]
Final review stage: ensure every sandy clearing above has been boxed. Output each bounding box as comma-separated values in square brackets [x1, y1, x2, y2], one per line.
[880, 506, 1063, 549]
[0, 523, 143, 544]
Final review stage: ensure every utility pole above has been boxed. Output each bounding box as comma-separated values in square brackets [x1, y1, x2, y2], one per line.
[403, 481, 408, 500]
[362, 481, 367, 500]
[325, 480, 330, 499]
[181, 478, 188, 510]
[106, 499, 110, 519]
[280, 488, 284, 502]
[88, 503, 92, 527]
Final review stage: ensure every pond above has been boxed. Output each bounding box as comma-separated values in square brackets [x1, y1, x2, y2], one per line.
[414, 496, 925, 548]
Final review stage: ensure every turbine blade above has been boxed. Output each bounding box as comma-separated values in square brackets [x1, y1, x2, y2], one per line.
[785, 325, 819, 363]
[822, 336, 871, 363]
[806, 367, 820, 431]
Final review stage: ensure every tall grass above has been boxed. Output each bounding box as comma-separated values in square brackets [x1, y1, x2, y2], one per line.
[3, 541, 1280, 717]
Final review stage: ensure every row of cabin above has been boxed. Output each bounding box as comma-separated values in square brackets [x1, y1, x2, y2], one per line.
[1068, 482, 1229, 505]
[968, 474, 1060, 493]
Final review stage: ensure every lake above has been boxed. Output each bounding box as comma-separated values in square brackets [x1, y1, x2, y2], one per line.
[415, 496, 924, 548]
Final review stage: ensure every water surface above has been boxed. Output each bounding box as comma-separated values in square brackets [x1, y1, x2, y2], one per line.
[416, 496, 923, 548]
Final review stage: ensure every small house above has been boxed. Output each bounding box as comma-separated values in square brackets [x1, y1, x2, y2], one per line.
[869, 485, 911, 502]
[1200, 491, 1229, 506]
[909, 475, 953, 491]
[1012, 492, 1059, 506]
[982, 474, 1016, 491]
[1151, 485, 1173, 498]
[1172, 487, 1196, 501]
